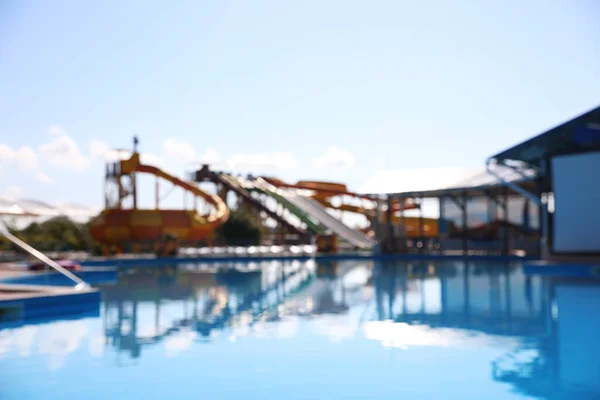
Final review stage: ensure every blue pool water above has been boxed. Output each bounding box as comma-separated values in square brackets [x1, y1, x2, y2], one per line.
[1, 259, 599, 399]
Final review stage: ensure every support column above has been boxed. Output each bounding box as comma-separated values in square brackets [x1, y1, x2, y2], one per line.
[155, 176, 159, 209]
[398, 195, 405, 252]
[486, 191, 495, 225]
[418, 196, 424, 254]
[503, 186, 509, 256]
[536, 162, 548, 258]
[462, 191, 468, 256]
[386, 194, 394, 253]
[131, 173, 137, 210]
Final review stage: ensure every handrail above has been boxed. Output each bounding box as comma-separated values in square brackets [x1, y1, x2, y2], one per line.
[0, 225, 89, 290]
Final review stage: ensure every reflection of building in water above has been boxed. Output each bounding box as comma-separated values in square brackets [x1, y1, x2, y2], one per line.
[493, 280, 600, 398]
[372, 261, 547, 337]
[103, 261, 315, 360]
[372, 262, 600, 398]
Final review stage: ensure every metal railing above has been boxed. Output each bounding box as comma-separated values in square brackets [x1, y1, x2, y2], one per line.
[0, 224, 89, 290]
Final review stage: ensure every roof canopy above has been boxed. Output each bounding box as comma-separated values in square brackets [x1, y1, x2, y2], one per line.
[366, 164, 537, 198]
[489, 104, 600, 167]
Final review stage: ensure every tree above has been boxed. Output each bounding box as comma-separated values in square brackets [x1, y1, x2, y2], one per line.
[218, 210, 263, 246]
[3, 216, 99, 253]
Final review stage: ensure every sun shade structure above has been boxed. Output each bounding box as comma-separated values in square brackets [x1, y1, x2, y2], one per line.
[489, 104, 600, 168]
[366, 164, 538, 199]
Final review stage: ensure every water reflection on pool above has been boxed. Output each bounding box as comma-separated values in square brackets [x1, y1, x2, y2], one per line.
[1, 259, 599, 399]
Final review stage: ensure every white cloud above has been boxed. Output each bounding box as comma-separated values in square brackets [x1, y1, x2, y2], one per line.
[36, 171, 53, 184]
[0, 144, 38, 170]
[141, 153, 165, 167]
[89, 139, 128, 162]
[0, 144, 16, 163]
[2, 185, 23, 200]
[163, 138, 196, 163]
[17, 146, 38, 170]
[227, 152, 296, 171]
[199, 147, 222, 165]
[89, 139, 163, 167]
[312, 146, 356, 169]
[89, 139, 111, 160]
[40, 125, 89, 170]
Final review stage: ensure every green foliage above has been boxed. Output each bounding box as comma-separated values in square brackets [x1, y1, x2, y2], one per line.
[218, 210, 263, 246]
[2, 216, 99, 253]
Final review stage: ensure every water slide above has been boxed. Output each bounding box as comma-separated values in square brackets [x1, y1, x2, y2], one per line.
[121, 154, 230, 228]
[212, 173, 308, 237]
[229, 175, 328, 235]
[262, 178, 418, 218]
[254, 179, 376, 249]
[90, 154, 230, 246]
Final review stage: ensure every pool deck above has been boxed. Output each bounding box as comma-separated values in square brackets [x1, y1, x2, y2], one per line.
[78, 252, 535, 267]
[0, 252, 537, 281]
[524, 260, 600, 278]
[0, 282, 97, 301]
[0, 282, 101, 325]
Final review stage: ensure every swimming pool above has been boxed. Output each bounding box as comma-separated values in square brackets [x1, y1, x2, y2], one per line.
[0, 259, 598, 399]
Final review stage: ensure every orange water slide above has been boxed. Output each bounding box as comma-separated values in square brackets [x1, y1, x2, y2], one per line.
[262, 178, 374, 200]
[89, 153, 229, 246]
[262, 178, 418, 215]
[261, 177, 439, 237]
[121, 154, 229, 227]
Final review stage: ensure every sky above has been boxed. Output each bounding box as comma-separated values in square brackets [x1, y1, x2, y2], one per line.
[0, 0, 599, 210]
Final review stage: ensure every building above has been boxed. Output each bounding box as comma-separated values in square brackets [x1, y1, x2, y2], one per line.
[488, 104, 600, 263]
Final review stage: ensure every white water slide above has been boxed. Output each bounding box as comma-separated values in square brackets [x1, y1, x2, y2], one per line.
[255, 179, 376, 249]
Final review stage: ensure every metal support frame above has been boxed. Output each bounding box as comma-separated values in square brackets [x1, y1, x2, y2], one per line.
[447, 193, 468, 255]
[486, 191, 495, 226]
[484, 189, 506, 208]
[485, 159, 543, 207]
[486, 158, 548, 257]
[535, 175, 545, 257]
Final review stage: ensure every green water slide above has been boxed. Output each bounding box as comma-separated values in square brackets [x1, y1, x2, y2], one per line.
[245, 179, 328, 235]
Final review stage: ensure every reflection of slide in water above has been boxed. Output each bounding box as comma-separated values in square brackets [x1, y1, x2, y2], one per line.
[103, 263, 316, 359]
